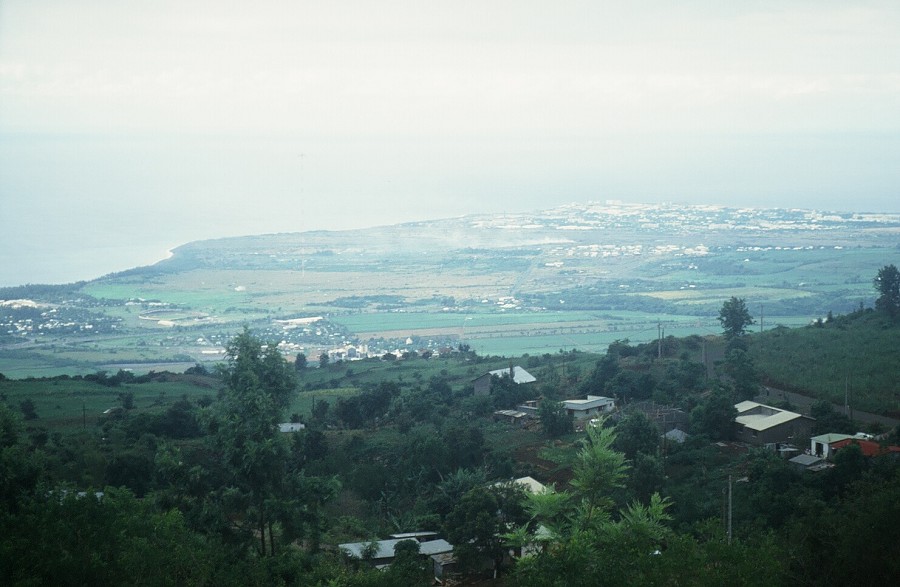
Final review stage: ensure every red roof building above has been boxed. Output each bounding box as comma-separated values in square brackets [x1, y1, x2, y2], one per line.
[830, 438, 900, 457]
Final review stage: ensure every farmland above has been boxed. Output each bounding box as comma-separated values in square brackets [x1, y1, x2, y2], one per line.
[2, 202, 898, 376]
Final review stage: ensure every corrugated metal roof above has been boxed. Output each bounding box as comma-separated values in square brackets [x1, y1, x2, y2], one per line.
[488, 366, 536, 384]
[734, 401, 807, 431]
[339, 538, 453, 559]
[789, 454, 824, 467]
[810, 433, 855, 445]
[737, 410, 804, 431]
[419, 539, 453, 556]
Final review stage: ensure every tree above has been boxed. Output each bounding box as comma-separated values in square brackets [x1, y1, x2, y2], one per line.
[19, 398, 38, 420]
[294, 353, 307, 372]
[691, 386, 737, 441]
[540, 400, 574, 438]
[570, 421, 630, 523]
[722, 348, 760, 401]
[628, 453, 665, 505]
[613, 413, 659, 460]
[718, 297, 754, 339]
[318, 352, 329, 369]
[810, 400, 854, 435]
[444, 484, 528, 574]
[874, 264, 900, 319]
[211, 328, 298, 557]
[580, 352, 620, 396]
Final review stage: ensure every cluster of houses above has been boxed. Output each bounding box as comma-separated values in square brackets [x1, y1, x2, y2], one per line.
[334, 371, 898, 582]
[339, 476, 552, 582]
[480, 368, 899, 471]
[733, 400, 900, 471]
[480, 365, 618, 425]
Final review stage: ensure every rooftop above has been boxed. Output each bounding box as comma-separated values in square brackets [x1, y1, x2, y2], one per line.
[831, 438, 900, 457]
[735, 401, 808, 431]
[487, 366, 536, 384]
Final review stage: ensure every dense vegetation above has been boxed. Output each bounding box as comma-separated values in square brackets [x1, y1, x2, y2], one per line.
[2, 293, 900, 585]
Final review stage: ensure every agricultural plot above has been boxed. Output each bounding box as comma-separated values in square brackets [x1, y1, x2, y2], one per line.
[3, 204, 898, 374]
[0, 377, 215, 433]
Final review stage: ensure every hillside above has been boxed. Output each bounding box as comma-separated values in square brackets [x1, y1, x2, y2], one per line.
[749, 309, 900, 416]
[3, 316, 900, 585]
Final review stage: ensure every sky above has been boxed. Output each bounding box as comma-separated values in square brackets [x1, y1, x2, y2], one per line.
[2, 1, 900, 285]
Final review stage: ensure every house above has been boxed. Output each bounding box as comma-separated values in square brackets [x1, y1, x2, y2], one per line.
[278, 422, 305, 433]
[339, 537, 453, 568]
[734, 401, 815, 445]
[563, 395, 615, 420]
[810, 433, 857, 458]
[830, 437, 900, 458]
[473, 365, 536, 396]
[517, 395, 615, 421]
[493, 477, 553, 560]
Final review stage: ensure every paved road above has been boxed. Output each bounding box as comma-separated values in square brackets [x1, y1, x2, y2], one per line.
[756, 386, 900, 431]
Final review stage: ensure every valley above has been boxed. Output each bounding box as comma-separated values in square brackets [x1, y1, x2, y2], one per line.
[2, 202, 898, 377]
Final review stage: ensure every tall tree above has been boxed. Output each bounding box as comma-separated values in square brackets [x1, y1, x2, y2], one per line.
[211, 328, 297, 556]
[444, 483, 528, 574]
[570, 422, 630, 525]
[874, 264, 900, 319]
[718, 297, 754, 339]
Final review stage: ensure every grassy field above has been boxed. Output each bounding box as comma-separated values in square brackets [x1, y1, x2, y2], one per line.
[0, 376, 216, 433]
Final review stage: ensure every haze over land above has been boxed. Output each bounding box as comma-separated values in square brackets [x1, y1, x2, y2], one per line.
[1, 201, 897, 378]
[3, 1, 900, 285]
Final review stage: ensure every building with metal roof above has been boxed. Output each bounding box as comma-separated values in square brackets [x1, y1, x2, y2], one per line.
[734, 401, 815, 445]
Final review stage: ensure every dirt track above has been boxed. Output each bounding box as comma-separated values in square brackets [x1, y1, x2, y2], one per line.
[755, 386, 900, 431]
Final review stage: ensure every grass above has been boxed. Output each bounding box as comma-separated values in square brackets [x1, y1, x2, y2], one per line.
[749, 311, 900, 415]
[0, 377, 216, 433]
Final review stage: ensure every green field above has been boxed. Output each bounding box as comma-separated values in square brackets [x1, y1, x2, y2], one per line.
[0, 376, 215, 433]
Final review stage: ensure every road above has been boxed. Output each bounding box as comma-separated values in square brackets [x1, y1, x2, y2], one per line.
[756, 386, 900, 431]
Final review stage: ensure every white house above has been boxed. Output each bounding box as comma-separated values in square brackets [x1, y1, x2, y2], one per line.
[562, 395, 616, 420]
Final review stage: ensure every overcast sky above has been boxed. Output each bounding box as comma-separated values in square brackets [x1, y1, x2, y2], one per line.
[2, 1, 900, 285]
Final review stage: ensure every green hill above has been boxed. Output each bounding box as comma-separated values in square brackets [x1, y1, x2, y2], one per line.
[748, 309, 900, 416]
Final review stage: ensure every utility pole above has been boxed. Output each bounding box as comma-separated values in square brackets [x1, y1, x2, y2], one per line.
[727, 474, 733, 545]
[657, 321, 662, 359]
[702, 339, 708, 379]
[845, 374, 849, 417]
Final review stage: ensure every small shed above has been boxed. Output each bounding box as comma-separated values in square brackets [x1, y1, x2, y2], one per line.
[789, 454, 825, 472]
[810, 433, 855, 458]
[431, 552, 458, 580]
[493, 409, 529, 426]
